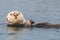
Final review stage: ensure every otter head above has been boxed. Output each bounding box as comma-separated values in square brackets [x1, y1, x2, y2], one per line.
[6, 11, 26, 25]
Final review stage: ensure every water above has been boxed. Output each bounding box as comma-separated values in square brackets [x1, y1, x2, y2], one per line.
[0, 0, 60, 40]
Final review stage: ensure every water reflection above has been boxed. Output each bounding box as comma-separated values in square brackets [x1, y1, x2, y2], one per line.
[7, 26, 23, 40]
[7, 26, 24, 34]
[7, 26, 32, 40]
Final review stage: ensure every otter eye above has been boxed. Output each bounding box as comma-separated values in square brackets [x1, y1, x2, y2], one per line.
[19, 13, 20, 15]
[10, 14, 12, 16]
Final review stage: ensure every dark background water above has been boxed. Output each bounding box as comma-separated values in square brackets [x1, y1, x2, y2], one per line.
[0, 0, 60, 40]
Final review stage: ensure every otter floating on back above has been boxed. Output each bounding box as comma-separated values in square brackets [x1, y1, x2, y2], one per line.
[6, 11, 60, 28]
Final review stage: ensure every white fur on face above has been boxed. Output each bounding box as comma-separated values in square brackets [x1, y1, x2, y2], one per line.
[6, 11, 26, 25]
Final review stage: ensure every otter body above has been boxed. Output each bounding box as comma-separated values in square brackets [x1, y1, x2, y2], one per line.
[35, 22, 60, 28]
[7, 19, 35, 27]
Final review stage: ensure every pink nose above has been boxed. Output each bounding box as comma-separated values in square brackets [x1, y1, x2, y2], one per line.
[13, 13, 18, 19]
[13, 13, 18, 16]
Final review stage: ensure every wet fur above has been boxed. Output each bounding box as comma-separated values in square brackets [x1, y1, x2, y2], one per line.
[35, 22, 60, 28]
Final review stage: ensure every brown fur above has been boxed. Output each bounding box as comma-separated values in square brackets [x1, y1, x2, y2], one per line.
[35, 22, 60, 28]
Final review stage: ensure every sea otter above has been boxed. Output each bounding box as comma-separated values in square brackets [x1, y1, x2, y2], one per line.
[6, 11, 60, 28]
[6, 11, 35, 27]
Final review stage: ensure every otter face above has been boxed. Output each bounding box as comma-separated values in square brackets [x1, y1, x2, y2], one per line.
[6, 11, 25, 25]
